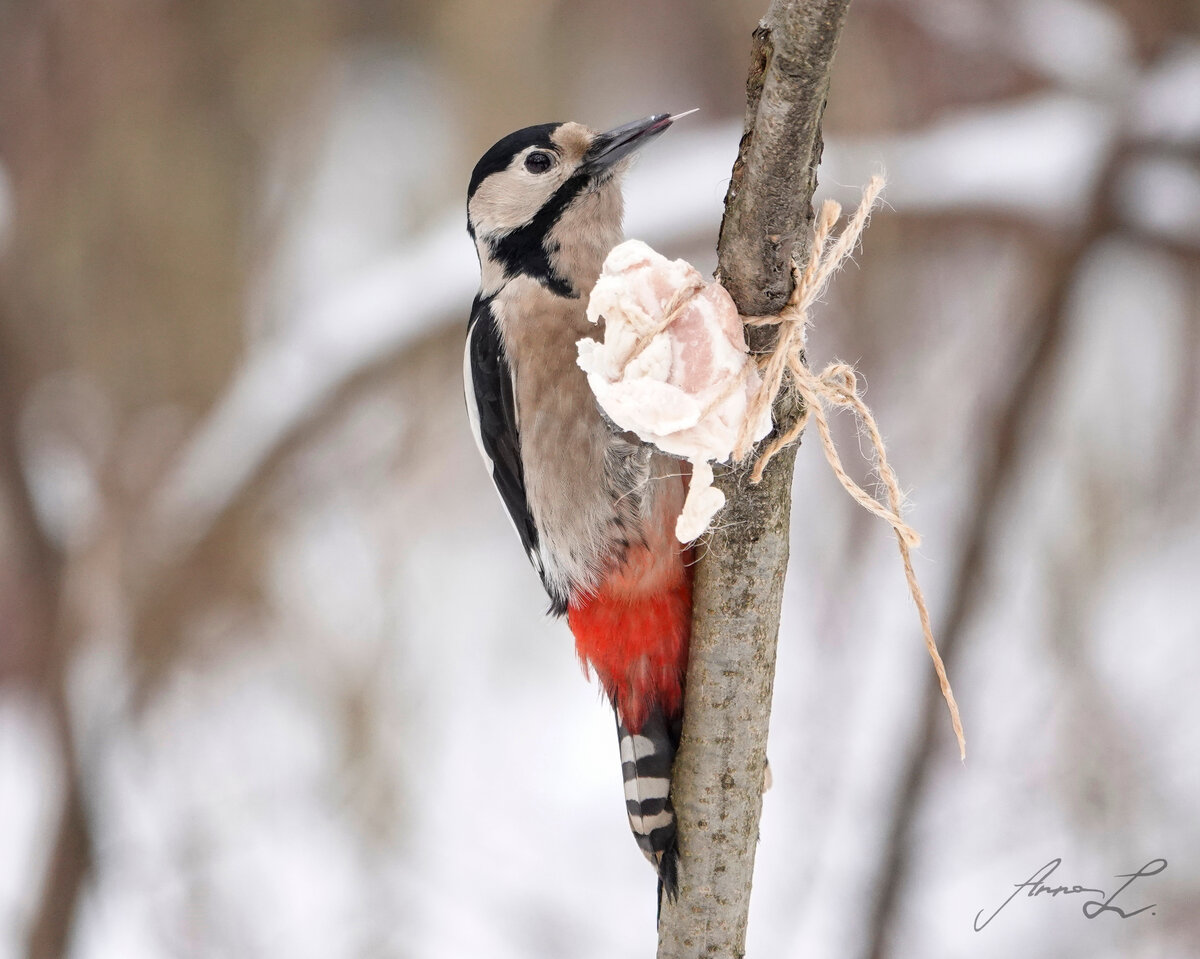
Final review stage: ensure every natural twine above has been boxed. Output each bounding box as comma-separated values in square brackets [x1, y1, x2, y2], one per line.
[736, 176, 966, 761]
[598, 179, 964, 758]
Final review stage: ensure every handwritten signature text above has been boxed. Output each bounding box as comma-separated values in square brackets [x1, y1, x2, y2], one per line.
[973, 857, 1167, 931]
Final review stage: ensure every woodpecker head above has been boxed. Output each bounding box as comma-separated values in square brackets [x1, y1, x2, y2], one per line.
[467, 113, 681, 298]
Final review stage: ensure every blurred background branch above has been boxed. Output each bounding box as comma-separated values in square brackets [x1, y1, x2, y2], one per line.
[863, 137, 1122, 959]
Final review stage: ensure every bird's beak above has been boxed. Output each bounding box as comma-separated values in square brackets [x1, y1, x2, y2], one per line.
[582, 111, 695, 175]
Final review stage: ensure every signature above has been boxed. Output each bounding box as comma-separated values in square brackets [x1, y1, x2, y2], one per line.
[973, 857, 1167, 931]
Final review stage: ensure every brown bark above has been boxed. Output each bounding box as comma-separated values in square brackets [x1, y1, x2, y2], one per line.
[657, 2, 853, 956]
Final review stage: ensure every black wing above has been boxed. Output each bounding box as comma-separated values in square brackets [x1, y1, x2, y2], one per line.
[465, 295, 566, 612]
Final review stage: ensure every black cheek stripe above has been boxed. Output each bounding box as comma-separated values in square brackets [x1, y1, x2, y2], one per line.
[487, 173, 589, 299]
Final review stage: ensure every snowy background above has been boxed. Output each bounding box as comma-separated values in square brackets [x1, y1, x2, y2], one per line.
[1, 1, 1198, 957]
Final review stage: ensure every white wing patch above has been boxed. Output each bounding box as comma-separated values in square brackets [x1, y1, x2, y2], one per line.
[464, 321, 544, 577]
[463, 324, 491, 469]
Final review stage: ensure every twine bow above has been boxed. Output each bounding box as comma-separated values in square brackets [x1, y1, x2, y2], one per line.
[734, 176, 966, 760]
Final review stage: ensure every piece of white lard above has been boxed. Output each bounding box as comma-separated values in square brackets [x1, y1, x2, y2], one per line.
[577, 240, 773, 542]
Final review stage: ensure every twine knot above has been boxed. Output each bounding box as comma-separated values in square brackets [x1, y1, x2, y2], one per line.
[820, 363, 858, 403]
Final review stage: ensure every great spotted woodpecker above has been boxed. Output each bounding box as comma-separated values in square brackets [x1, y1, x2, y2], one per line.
[463, 114, 689, 898]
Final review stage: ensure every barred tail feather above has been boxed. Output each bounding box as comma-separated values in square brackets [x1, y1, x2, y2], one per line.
[617, 706, 681, 903]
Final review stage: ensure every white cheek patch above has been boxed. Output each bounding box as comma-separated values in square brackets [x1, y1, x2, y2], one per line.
[468, 156, 569, 236]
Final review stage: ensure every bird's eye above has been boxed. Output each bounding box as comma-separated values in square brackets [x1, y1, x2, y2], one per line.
[524, 151, 553, 174]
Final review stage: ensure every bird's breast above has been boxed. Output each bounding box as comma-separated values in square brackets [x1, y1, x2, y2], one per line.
[494, 276, 679, 597]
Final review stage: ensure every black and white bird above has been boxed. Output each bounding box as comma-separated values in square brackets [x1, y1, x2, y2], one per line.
[462, 114, 693, 902]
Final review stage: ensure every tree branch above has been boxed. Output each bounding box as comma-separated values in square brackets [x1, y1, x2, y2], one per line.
[658, 2, 852, 956]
